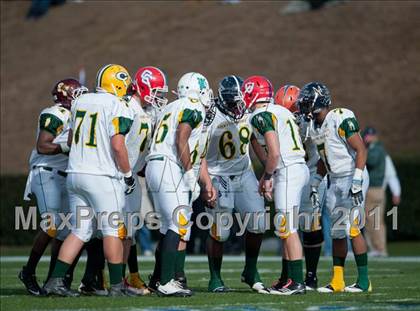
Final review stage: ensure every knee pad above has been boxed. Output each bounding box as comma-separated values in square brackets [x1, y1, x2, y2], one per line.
[210, 223, 230, 242]
[302, 229, 324, 247]
[349, 217, 361, 239]
[275, 213, 297, 240]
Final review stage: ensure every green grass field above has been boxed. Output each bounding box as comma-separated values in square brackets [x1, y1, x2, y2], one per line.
[1, 247, 420, 311]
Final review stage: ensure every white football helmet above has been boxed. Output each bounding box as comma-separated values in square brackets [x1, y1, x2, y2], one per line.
[177, 72, 214, 109]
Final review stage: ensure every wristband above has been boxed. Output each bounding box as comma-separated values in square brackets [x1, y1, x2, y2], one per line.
[353, 168, 363, 181]
[59, 143, 70, 153]
[123, 171, 133, 178]
[310, 173, 323, 188]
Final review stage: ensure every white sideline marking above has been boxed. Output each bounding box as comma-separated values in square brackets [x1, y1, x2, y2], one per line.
[1, 255, 420, 263]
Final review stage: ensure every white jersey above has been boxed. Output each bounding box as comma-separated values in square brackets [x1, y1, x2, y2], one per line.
[298, 117, 320, 174]
[309, 108, 361, 177]
[250, 104, 306, 169]
[192, 125, 210, 174]
[66, 92, 133, 177]
[29, 105, 71, 170]
[206, 108, 251, 176]
[146, 97, 205, 167]
[124, 96, 153, 172]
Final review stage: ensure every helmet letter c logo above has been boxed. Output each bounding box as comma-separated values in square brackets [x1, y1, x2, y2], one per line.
[141, 70, 153, 87]
[116, 71, 129, 82]
[244, 82, 254, 94]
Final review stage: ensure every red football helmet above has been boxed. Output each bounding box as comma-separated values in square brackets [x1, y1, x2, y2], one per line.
[241, 76, 273, 109]
[274, 85, 300, 113]
[132, 66, 168, 108]
[52, 78, 87, 109]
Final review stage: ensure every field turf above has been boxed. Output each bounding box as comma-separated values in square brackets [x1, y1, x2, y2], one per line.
[1, 250, 420, 311]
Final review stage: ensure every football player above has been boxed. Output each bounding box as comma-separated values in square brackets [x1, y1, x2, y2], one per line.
[297, 82, 371, 293]
[145, 72, 214, 297]
[120, 66, 168, 295]
[19, 79, 87, 296]
[243, 76, 309, 295]
[275, 85, 327, 290]
[203, 75, 268, 294]
[44, 64, 135, 297]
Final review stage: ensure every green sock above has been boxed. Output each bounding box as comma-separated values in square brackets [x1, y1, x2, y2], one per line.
[174, 249, 186, 279]
[160, 231, 180, 284]
[122, 263, 126, 278]
[280, 258, 289, 282]
[51, 259, 70, 278]
[108, 262, 123, 285]
[354, 253, 369, 289]
[333, 256, 346, 267]
[243, 256, 259, 283]
[208, 255, 222, 280]
[289, 259, 304, 283]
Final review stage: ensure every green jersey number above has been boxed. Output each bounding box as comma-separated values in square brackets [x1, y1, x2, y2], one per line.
[74, 110, 98, 147]
[138, 122, 149, 152]
[219, 127, 251, 159]
[317, 143, 331, 172]
[155, 113, 171, 144]
[286, 119, 303, 151]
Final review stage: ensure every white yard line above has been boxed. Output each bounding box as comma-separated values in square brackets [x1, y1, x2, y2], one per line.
[1, 255, 420, 263]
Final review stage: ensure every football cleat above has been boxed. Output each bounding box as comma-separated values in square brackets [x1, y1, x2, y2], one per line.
[78, 281, 108, 296]
[44, 277, 80, 297]
[128, 273, 150, 295]
[108, 282, 131, 297]
[250, 282, 270, 294]
[304, 273, 318, 290]
[344, 281, 372, 293]
[148, 274, 159, 292]
[269, 279, 306, 295]
[268, 277, 288, 295]
[18, 266, 46, 296]
[123, 278, 150, 296]
[209, 277, 230, 293]
[317, 283, 345, 293]
[157, 279, 192, 297]
[241, 272, 269, 294]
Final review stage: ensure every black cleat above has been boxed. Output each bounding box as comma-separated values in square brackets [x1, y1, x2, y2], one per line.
[148, 274, 159, 292]
[44, 277, 80, 297]
[18, 266, 46, 296]
[304, 272, 318, 290]
[78, 281, 108, 296]
[269, 278, 306, 295]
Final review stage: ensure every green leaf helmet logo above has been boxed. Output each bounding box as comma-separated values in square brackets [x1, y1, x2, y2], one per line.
[197, 77, 207, 91]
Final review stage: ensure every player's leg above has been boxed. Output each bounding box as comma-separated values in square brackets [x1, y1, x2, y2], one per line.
[299, 177, 327, 290]
[206, 175, 233, 292]
[19, 168, 62, 296]
[234, 171, 268, 293]
[346, 170, 371, 292]
[146, 159, 192, 296]
[318, 178, 347, 293]
[271, 164, 309, 295]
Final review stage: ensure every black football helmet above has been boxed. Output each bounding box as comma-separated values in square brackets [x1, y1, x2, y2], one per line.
[296, 82, 331, 117]
[217, 75, 245, 121]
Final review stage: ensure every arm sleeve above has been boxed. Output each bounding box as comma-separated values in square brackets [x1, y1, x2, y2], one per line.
[39, 113, 64, 136]
[338, 117, 360, 139]
[177, 108, 203, 129]
[250, 111, 276, 135]
[385, 155, 401, 196]
[109, 101, 133, 137]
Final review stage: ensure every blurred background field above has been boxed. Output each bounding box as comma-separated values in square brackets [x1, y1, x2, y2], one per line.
[1, 1, 420, 246]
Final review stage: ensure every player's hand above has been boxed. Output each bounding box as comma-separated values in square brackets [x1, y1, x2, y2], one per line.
[124, 172, 136, 195]
[349, 178, 363, 206]
[259, 174, 273, 202]
[392, 195, 401, 206]
[310, 186, 321, 209]
[184, 169, 201, 203]
[202, 184, 217, 208]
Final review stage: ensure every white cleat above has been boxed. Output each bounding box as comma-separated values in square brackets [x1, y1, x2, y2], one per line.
[317, 284, 344, 293]
[344, 282, 372, 293]
[251, 282, 270, 294]
[157, 279, 192, 297]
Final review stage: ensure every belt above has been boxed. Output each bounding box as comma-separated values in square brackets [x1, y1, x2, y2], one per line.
[33, 166, 67, 177]
[148, 156, 164, 162]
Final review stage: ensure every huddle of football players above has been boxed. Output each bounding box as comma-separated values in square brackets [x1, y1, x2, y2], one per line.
[19, 64, 372, 298]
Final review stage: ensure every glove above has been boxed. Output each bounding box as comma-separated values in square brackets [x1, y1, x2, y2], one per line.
[309, 173, 323, 209]
[349, 168, 364, 206]
[184, 169, 201, 203]
[123, 171, 136, 195]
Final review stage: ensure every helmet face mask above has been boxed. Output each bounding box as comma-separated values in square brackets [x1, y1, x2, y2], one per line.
[52, 78, 87, 109]
[297, 82, 331, 119]
[217, 75, 245, 122]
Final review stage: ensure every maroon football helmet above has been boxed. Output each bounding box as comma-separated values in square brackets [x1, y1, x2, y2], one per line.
[51, 78, 88, 109]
